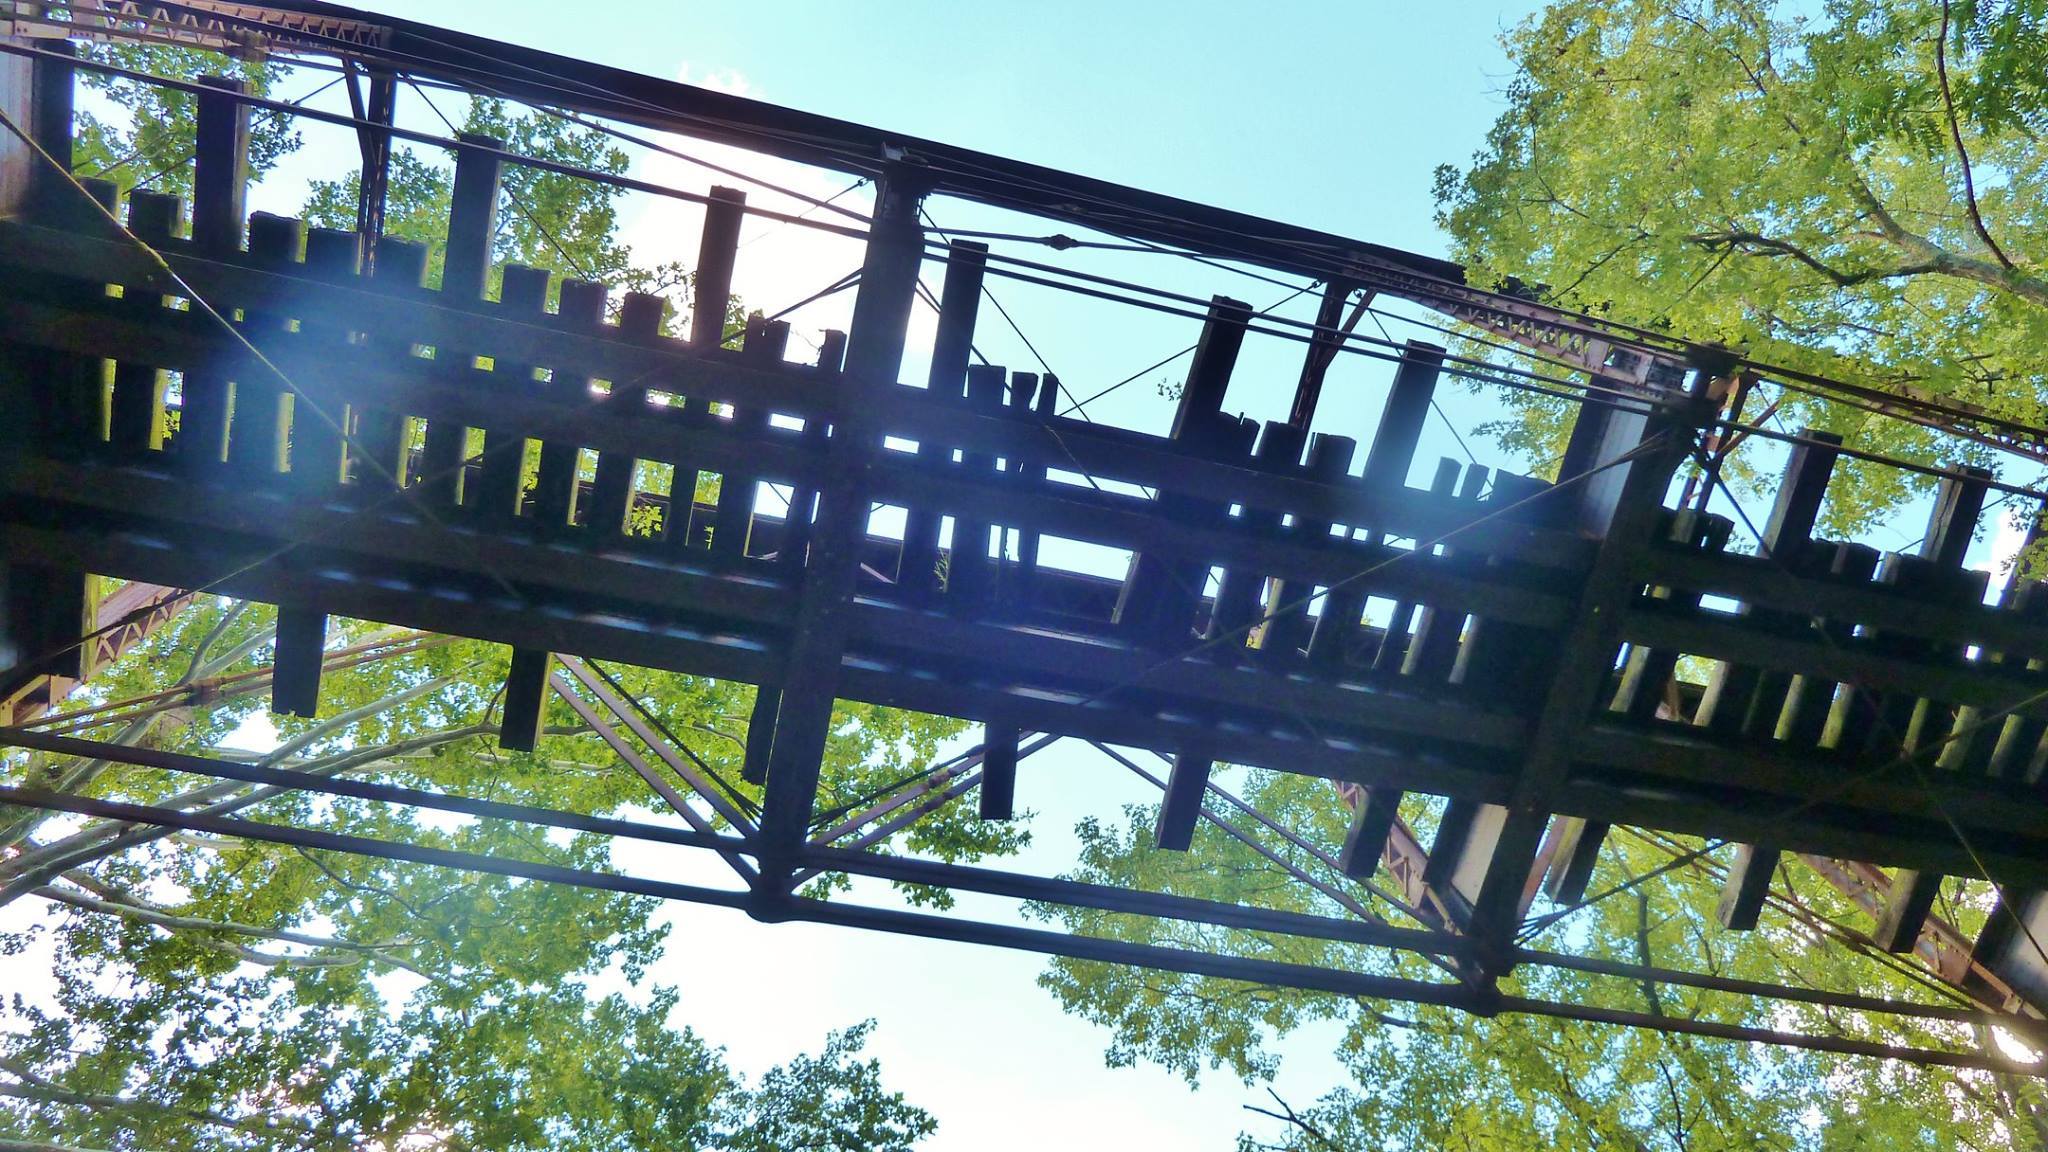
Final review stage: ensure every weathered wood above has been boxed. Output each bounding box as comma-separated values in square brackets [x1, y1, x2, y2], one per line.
[418, 131, 503, 508]
[1210, 420, 1306, 658]
[354, 236, 429, 491]
[228, 211, 302, 480]
[586, 291, 667, 536]
[690, 186, 745, 349]
[292, 226, 360, 492]
[472, 262, 550, 524]
[1154, 752, 1212, 852]
[19, 41, 76, 223]
[1463, 373, 1708, 976]
[946, 364, 1006, 610]
[498, 647, 551, 752]
[191, 76, 249, 256]
[1338, 785, 1403, 880]
[709, 313, 786, 558]
[270, 603, 326, 718]
[109, 190, 178, 460]
[1541, 813, 1609, 907]
[1360, 342, 1441, 494]
[1716, 842, 1777, 931]
[899, 239, 987, 604]
[541, 278, 608, 534]
[755, 168, 928, 877]
[1263, 431, 1355, 661]
[1875, 870, 1944, 953]
[979, 721, 1019, 821]
[1972, 890, 2048, 1008]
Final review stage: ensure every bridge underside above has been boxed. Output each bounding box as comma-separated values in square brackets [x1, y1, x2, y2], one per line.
[3, 4, 2048, 1072]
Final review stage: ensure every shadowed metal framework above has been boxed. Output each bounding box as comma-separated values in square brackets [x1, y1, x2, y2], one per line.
[5, 0, 2048, 1073]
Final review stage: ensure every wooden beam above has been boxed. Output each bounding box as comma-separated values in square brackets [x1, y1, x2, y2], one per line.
[473, 262, 550, 524]
[191, 76, 249, 255]
[1715, 843, 1778, 931]
[293, 226, 359, 492]
[898, 239, 987, 605]
[418, 130, 503, 508]
[754, 167, 928, 881]
[498, 647, 550, 752]
[270, 603, 326, 718]
[1973, 890, 2048, 1012]
[709, 313, 787, 558]
[978, 722, 1019, 821]
[1462, 376, 1708, 976]
[946, 363, 1006, 610]
[585, 291, 667, 535]
[1154, 752, 1212, 852]
[1359, 341, 1441, 495]
[1338, 786, 1402, 880]
[690, 186, 745, 349]
[230, 210, 302, 480]
[1875, 870, 1944, 953]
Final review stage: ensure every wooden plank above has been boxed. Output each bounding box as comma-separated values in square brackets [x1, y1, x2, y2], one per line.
[291, 226, 360, 492]
[1115, 296, 1251, 646]
[899, 239, 987, 605]
[585, 291, 667, 536]
[1263, 431, 1354, 661]
[978, 721, 1019, 821]
[0, 564, 88, 686]
[1368, 457, 1466, 668]
[1875, 870, 1944, 953]
[351, 236, 428, 491]
[538, 278, 608, 536]
[109, 190, 178, 460]
[1980, 582, 2048, 780]
[1694, 430, 1840, 740]
[498, 647, 550, 752]
[229, 211, 302, 481]
[1716, 843, 1777, 931]
[690, 186, 745, 349]
[21, 42, 76, 223]
[1153, 752, 1212, 852]
[1209, 420, 1305, 659]
[946, 363, 1006, 611]
[754, 168, 928, 879]
[473, 262, 550, 524]
[417, 130, 503, 508]
[999, 371, 1058, 613]
[191, 76, 249, 255]
[1541, 814, 1609, 907]
[1338, 785, 1403, 880]
[1462, 376, 1709, 976]
[709, 313, 786, 558]
[1359, 342, 1441, 494]
[1972, 890, 2048, 1009]
[270, 603, 326, 718]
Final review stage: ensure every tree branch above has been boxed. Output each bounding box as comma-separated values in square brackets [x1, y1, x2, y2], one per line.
[1936, 0, 2015, 271]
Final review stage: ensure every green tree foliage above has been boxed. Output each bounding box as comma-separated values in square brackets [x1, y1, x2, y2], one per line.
[70, 43, 297, 203]
[1431, 0, 2048, 527]
[1034, 770, 2048, 1150]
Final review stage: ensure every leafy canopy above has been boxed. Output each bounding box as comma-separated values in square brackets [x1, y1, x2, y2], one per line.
[1432, 0, 2048, 526]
